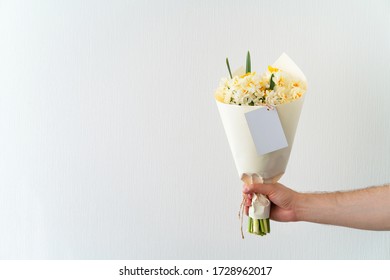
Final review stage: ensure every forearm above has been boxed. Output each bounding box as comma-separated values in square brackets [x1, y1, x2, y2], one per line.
[295, 185, 390, 230]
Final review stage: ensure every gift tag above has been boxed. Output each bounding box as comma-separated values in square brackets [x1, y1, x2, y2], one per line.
[245, 107, 288, 155]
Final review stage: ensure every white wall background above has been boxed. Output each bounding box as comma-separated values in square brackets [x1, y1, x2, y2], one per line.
[0, 0, 389, 259]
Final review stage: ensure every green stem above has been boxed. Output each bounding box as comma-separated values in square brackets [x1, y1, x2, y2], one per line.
[266, 218, 270, 233]
[226, 58, 233, 79]
[253, 219, 260, 234]
[260, 219, 264, 234]
[248, 217, 253, 233]
[248, 218, 271, 236]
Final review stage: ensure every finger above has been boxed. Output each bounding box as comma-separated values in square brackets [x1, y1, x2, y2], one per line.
[245, 205, 249, 216]
[243, 183, 275, 196]
[245, 197, 252, 207]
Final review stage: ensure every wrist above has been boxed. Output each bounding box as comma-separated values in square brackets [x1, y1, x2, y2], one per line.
[294, 191, 340, 224]
[293, 192, 312, 222]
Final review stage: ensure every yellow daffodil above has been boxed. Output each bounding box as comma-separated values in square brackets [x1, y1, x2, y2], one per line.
[267, 65, 279, 73]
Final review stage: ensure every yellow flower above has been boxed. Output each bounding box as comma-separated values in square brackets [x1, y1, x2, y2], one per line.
[267, 65, 279, 73]
[215, 92, 224, 102]
[239, 72, 255, 79]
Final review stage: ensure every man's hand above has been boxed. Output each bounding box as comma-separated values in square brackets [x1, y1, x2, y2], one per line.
[243, 183, 300, 222]
[243, 183, 390, 230]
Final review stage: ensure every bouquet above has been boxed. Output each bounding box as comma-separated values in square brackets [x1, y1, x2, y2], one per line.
[215, 52, 307, 237]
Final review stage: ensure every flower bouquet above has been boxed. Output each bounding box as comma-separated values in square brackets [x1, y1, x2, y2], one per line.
[215, 52, 307, 237]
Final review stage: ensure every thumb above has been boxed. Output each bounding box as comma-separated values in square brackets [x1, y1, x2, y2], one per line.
[243, 183, 275, 196]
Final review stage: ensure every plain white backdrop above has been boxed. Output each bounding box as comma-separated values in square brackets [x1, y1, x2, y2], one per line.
[0, 0, 389, 259]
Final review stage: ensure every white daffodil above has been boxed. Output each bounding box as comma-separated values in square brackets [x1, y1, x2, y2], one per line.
[214, 67, 306, 106]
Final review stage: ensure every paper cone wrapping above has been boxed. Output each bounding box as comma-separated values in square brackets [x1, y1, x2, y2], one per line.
[216, 96, 304, 182]
[216, 53, 307, 183]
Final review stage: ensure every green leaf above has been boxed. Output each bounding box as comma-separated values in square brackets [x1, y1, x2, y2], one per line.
[246, 51, 251, 73]
[226, 57, 233, 79]
[269, 73, 275, 90]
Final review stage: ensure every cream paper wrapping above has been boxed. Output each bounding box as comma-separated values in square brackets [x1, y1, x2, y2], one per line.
[216, 53, 307, 220]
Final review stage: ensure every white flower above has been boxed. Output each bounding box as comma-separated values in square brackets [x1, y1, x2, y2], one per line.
[214, 67, 306, 106]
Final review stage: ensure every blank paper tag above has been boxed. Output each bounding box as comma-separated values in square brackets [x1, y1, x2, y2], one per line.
[245, 108, 288, 155]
